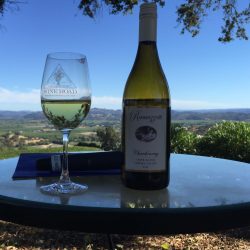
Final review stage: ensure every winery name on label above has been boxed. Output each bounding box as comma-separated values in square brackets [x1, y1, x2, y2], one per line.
[42, 87, 78, 97]
[129, 111, 162, 123]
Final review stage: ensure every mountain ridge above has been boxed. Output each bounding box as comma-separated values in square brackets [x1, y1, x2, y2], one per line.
[0, 108, 250, 121]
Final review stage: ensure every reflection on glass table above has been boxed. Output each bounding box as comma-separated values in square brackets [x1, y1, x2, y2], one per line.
[0, 154, 250, 234]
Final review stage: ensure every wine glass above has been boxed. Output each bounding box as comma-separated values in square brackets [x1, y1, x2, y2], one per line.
[40, 52, 91, 195]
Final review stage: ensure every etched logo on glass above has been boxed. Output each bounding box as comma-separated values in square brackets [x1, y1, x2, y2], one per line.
[42, 64, 78, 97]
[135, 126, 157, 142]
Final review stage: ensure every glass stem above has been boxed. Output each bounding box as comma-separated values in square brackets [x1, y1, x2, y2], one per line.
[59, 129, 71, 184]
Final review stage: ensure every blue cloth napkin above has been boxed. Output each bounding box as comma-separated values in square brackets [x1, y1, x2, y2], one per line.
[12, 151, 123, 179]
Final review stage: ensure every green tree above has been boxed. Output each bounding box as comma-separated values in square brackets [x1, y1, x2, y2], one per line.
[197, 121, 250, 163]
[170, 124, 198, 154]
[96, 126, 121, 151]
[0, 0, 23, 16]
[78, 0, 250, 42]
[1, 1, 250, 42]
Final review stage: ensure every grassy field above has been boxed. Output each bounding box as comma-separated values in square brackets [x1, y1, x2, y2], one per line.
[0, 117, 215, 160]
[0, 146, 100, 160]
[0, 119, 98, 137]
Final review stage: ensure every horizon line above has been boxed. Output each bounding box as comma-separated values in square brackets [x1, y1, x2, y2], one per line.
[0, 107, 250, 112]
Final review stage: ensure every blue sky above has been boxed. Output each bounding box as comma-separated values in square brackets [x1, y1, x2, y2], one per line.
[0, 0, 250, 111]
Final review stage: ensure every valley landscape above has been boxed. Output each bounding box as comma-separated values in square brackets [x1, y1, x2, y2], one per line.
[0, 108, 250, 159]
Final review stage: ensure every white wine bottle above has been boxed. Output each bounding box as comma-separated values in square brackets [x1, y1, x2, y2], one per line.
[122, 3, 171, 190]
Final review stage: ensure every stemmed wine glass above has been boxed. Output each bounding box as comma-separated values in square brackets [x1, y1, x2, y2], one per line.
[40, 52, 91, 195]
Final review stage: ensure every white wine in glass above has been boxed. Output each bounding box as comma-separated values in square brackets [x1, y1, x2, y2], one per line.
[40, 52, 91, 195]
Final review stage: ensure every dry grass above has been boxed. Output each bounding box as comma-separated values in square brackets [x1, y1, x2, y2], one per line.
[1, 221, 250, 249]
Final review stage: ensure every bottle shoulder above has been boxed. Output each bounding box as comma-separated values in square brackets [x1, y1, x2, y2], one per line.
[123, 42, 170, 100]
[124, 73, 170, 99]
[124, 64, 170, 98]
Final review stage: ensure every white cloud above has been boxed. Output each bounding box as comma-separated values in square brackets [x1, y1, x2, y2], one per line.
[0, 87, 41, 111]
[0, 87, 245, 111]
[92, 96, 122, 109]
[171, 99, 238, 110]
[0, 87, 122, 110]
[0, 87, 40, 104]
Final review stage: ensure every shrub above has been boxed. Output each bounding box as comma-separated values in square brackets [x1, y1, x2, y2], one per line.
[197, 121, 250, 163]
[96, 126, 121, 151]
[170, 124, 198, 154]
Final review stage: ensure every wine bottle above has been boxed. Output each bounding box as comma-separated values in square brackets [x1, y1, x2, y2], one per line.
[122, 3, 171, 190]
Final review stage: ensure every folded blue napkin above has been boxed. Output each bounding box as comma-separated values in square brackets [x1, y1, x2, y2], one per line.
[12, 151, 123, 179]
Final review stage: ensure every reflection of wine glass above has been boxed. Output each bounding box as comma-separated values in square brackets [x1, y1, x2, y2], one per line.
[40, 52, 91, 195]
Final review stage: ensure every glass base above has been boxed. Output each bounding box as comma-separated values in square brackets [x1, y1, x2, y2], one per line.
[40, 181, 88, 195]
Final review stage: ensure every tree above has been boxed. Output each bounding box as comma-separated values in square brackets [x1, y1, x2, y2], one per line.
[176, 0, 250, 42]
[0, 0, 23, 16]
[1, 0, 250, 42]
[197, 121, 250, 163]
[96, 126, 121, 151]
[78, 0, 250, 42]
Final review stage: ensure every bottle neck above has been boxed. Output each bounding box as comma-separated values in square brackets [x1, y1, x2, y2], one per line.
[136, 41, 159, 64]
[139, 15, 157, 42]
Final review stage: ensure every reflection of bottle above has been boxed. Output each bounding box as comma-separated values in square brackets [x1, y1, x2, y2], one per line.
[120, 185, 169, 208]
[122, 3, 171, 190]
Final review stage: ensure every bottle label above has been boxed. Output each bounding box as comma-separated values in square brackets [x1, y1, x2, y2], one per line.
[125, 107, 166, 172]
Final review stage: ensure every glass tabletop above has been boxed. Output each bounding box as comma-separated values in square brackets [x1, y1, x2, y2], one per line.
[0, 154, 250, 234]
[0, 154, 250, 208]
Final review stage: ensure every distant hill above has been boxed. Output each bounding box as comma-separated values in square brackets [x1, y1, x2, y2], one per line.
[21, 108, 122, 121]
[23, 112, 45, 120]
[0, 108, 250, 122]
[172, 109, 250, 121]
[0, 111, 34, 119]
[87, 108, 122, 121]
